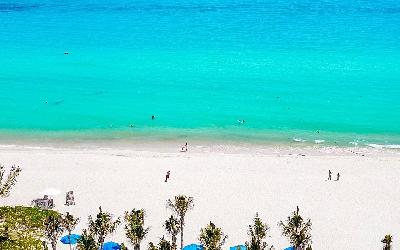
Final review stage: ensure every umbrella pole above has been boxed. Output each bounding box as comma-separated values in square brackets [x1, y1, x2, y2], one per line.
[68, 234, 72, 250]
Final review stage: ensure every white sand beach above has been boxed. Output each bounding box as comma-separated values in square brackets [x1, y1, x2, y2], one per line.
[1, 142, 399, 249]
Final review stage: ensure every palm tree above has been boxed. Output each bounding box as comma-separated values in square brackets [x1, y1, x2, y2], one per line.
[199, 221, 227, 250]
[166, 195, 194, 250]
[77, 229, 97, 250]
[44, 214, 66, 250]
[148, 242, 158, 250]
[124, 208, 149, 250]
[164, 215, 180, 250]
[278, 206, 312, 250]
[381, 234, 392, 250]
[158, 235, 172, 250]
[0, 164, 21, 198]
[147, 236, 171, 250]
[88, 206, 121, 249]
[245, 213, 272, 250]
[121, 243, 129, 250]
[62, 212, 80, 250]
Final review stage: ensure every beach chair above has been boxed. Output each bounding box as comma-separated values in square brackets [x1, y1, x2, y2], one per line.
[32, 195, 55, 209]
[65, 191, 75, 206]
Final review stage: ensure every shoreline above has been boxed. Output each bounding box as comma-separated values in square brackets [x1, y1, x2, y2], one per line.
[0, 139, 399, 157]
[0, 128, 400, 150]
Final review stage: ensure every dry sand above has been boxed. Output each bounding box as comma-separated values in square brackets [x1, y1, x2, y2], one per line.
[1, 142, 399, 250]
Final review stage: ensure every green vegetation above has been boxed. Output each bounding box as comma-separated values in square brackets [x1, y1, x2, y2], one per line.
[245, 213, 272, 250]
[124, 208, 149, 250]
[10, 186, 392, 250]
[77, 229, 97, 250]
[0, 206, 58, 249]
[87, 206, 121, 249]
[44, 213, 65, 250]
[0, 164, 21, 199]
[382, 234, 392, 250]
[62, 212, 80, 250]
[158, 236, 172, 250]
[167, 195, 194, 250]
[164, 215, 180, 250]
[199, 222, 227, 250]
[279, 206, 312, 250]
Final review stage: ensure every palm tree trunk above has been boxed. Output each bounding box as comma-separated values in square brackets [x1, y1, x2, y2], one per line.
[180, 219, 184, 250]
[172, 235, 177, 250]
[51, 241, 57, 250]
[99, 237, 105, 250]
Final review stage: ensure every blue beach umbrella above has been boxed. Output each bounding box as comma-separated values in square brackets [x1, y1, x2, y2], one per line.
[230, 245, 246, 250]
[103, 241, 121, 250]
[183, 244, 204, 250]
[284, 247, 295, 250]
[60, 234, 81, 244]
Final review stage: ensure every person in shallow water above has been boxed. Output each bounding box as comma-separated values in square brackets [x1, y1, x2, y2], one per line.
[151, 115, 155, 120]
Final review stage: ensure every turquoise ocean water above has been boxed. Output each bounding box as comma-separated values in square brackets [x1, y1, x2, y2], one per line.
[1, 0, 400, 146]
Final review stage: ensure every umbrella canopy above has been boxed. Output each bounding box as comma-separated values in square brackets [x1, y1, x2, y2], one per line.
[103, 242, 121, 250]
[230, 245, 246, 250]
[60, 234, 81, 245]
[183, 244, 204, 250]
[284, 247, 295, 250]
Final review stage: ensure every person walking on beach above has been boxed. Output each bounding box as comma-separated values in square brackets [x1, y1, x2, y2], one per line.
[165, 171, 171, 182]
[336, 172, 340, 181]
[328, 170, 332, 180]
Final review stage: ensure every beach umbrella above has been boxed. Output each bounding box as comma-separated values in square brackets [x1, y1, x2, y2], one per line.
[183, 244, 204, 250]
[103, 241, 121, 250]
[284, 247, 295, 250]
[60, 234, 81, 245]
[230, 245, 246, 250]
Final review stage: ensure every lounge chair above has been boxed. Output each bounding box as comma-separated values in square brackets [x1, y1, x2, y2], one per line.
[32, 195, 55, 209]
[65, 191, 75, 206]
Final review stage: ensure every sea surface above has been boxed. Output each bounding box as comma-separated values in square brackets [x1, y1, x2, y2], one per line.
[1, 0, 400, 147]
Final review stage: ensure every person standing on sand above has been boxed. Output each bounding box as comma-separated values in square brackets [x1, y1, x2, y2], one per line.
[181, 142, 188, 152]
[328, 170, 332, 180]
[336, 172, 340, 181]
[165, 171, 171, 182]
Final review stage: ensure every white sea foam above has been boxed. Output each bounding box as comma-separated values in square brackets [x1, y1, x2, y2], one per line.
[349, 141, 358, 146]
[367, 144, 400, 149]
[314, 139, 325, 144]
[293, 138, 306, 142]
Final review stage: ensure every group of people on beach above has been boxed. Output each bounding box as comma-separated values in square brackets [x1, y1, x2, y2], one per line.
[181, 142, 188, 152]
[328, 170, 340, 181]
